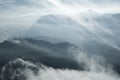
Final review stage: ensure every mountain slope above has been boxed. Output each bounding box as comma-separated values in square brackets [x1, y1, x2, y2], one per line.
[0, 38, 81, 71]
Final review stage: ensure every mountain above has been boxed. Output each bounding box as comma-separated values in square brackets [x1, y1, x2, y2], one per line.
[25, 13, 120, 56]
[25, 14, 90, 44]
[0, 38, 120, 73]
[0, 38, 120, 80]
[19, 13, 120, 75]
[26, 13, 120, 46]
[0, 38, 82, 71]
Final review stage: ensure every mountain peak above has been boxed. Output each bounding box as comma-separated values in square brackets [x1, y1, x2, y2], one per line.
[36, 14, 76, 24]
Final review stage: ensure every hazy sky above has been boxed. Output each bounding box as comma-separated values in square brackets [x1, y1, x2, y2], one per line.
[0, 0, 120, 38]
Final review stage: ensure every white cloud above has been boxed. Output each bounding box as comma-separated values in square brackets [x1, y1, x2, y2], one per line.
[22, 50, 120, 80]
[25, 68, 120, 80]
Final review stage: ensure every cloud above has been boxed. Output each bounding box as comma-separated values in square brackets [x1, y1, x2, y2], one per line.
[0, 0, 54, 10]
[25, 68, 120, 80]
[59, 0, 120, 5]
[2, 52, 120, 80]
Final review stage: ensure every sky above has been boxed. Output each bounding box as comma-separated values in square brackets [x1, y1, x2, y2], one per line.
[0, 0, 120, 40]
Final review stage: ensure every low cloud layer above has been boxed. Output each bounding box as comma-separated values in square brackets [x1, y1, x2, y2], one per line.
[1, 51, 120, 80]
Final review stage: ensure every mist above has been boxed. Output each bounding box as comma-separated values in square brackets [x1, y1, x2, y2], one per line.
[0, 0, 120, 80]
